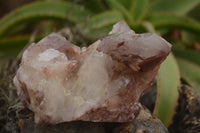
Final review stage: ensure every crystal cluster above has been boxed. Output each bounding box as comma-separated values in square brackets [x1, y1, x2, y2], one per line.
[14, 21, 171, 124]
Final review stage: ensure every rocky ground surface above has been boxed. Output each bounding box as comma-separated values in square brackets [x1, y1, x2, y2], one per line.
[168, 85, 200, 133]
[5, 104, 169, 133]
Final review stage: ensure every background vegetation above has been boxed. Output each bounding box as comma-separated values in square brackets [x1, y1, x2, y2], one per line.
[0, 0, 200, 128]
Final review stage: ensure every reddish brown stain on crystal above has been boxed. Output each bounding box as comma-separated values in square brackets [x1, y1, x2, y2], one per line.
[28, 89, 44, 109]
[117, 41, 125, 48]
[78, 102, 141, 122]
[18, 78, 30, 106]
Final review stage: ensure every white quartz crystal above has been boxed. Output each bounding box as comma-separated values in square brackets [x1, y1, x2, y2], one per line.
[14, 21, 171, 124]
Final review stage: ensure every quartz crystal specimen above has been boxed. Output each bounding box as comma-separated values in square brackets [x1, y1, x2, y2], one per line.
[13, 21, 171, 124]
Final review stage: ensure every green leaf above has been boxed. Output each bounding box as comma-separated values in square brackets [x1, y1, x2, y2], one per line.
[71, 0, 106, 13]
[141, 21, 157, 33]
[105, 0, 132, 22]
[115, 0, 132, 9]
[150, 0, 200, 15]
[0, 35, 42, 59]
[177, 58, 200, 94]
[154, 53, 180, 127]
[147, 13, 200, 34]
[130, 0, 148, 21]
[173, 47, 200, 66]
[188, 4, 200, 21]
[0, 1, 92, 38]
[79, 11, 124, 39]
[182, 31, 200, 45]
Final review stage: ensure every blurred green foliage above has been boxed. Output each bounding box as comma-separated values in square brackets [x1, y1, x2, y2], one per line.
[0, 0, 200, 128]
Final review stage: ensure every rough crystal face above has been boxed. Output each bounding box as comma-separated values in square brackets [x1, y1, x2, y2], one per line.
[13, 21, 171, 124]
